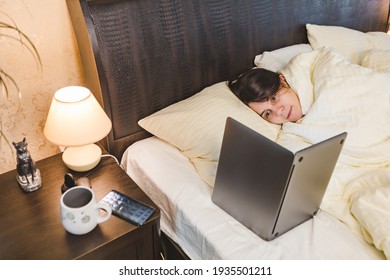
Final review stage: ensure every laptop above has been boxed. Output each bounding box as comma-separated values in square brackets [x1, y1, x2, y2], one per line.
[212, 117, 347, 241]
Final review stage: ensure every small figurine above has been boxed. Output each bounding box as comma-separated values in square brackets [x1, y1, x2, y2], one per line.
[12, 138, 42, 192]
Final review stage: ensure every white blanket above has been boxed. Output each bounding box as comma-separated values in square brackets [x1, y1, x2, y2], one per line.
[278, 48, 390, 258]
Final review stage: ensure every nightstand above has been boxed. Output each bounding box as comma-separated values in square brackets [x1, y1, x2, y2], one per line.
[0, 151, 160, 259]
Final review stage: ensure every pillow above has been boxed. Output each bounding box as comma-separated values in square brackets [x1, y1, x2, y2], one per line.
[361, 49, 390, 72]
[254, 44, 312, 72]
[138, 82, 281, 186]
[367, 32, 390, 50]
[306, 24, 390, 64]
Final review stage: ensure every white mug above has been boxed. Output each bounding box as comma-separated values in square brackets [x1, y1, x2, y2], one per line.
[60, 186, 111, 235]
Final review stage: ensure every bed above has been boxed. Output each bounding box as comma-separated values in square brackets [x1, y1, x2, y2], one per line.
[67, 0, 390, 259]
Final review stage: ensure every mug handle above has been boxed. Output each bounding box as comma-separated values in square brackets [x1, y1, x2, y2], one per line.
[96, 202, 112, 223]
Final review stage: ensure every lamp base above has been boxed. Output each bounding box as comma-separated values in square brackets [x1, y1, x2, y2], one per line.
[62, 144, 102, 172]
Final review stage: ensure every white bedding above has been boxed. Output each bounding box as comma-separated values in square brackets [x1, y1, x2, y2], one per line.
[278, 47, 390, 258]
[122, 136, 385, 260]
[123, 45, 390, 259]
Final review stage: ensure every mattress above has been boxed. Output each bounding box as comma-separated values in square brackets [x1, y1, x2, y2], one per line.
[122, 136, 385, 260]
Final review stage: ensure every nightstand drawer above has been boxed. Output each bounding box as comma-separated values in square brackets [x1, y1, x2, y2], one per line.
[79, 222, 160, 259]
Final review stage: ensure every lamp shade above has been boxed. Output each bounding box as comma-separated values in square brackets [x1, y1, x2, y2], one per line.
[44, 86, 112, 147]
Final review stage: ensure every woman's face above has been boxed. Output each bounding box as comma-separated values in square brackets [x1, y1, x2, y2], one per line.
[248, 77, 303, 124]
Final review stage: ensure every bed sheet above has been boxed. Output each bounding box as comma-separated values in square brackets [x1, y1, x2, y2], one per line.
[122, 136, 384, 260]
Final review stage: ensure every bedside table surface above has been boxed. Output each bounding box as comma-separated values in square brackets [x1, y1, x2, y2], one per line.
[0, 153, 160, 259]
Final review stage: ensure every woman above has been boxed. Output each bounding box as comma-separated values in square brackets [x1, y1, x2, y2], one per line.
[228, 68, 303, 124]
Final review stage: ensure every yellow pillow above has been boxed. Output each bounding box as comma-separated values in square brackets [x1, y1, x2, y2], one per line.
[361, 49, 390, 72]
[138, 82, 281, 186]
[306, 24, 390, 64]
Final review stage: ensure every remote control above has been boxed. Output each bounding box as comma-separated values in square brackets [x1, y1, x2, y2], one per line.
[100, 190, 155, 226]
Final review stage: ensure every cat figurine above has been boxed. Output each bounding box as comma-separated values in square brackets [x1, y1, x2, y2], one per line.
[12, 138, 42, 192]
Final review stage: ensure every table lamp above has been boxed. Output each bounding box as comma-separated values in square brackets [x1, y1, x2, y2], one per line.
[44, 86, 112, 172]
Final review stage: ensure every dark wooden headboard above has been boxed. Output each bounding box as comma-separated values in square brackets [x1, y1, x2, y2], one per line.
[67, 0, 390, 160]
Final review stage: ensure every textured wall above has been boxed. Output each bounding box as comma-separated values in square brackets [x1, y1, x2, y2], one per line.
[0, 0, 85, 174]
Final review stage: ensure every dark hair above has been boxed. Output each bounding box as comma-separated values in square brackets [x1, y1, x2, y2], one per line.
[227, 68, 280, 105]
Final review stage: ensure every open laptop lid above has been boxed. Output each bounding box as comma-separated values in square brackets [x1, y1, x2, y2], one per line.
[272, 130, 347, 239]
[212, 117, 347, 241]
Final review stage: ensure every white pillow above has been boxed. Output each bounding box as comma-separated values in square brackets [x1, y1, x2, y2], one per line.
[138, 82, 281, 186]
[361, 49, 390, 72]
[254, 44, 312, 72]
[306, 24, 390, 64]
[367, 32, 390, 50]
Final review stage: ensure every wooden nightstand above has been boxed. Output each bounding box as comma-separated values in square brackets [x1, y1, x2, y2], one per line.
[0, 152, 160, 259]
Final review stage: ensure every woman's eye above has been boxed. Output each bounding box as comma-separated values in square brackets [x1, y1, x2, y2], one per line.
[270, 95, 277, 103]
[264, 110, 271, 118]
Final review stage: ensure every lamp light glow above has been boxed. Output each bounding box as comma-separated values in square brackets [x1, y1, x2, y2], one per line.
[44, 86, 112, 172]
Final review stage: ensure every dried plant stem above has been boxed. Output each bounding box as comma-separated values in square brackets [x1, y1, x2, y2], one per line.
[0, 22, 42, 71]
[0, 11, 42, 158]
[0, 69, 22, 101]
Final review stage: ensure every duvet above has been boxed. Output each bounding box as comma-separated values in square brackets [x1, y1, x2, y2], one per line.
[278, 47, 390, 258]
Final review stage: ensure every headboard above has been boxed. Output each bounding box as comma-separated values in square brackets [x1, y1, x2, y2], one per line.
[67, 0, 390, 160]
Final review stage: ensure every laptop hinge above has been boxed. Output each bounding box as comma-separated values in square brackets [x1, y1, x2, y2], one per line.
[271, 164, 295, 235]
